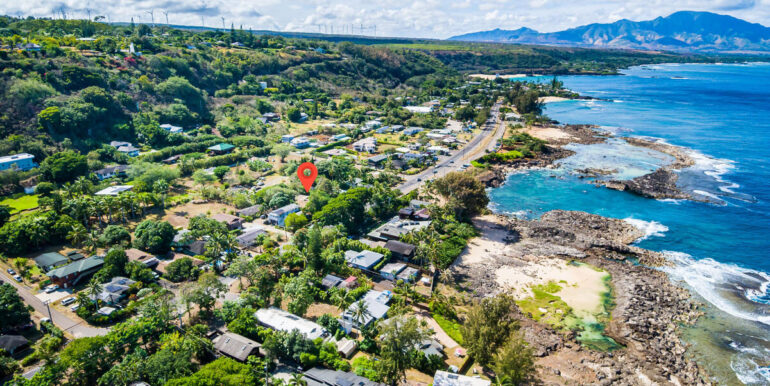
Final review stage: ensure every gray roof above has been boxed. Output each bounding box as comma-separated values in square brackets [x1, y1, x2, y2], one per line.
[321, 274, 343, 289]
[95, 165, 129, 175]
[397, 267, 419, 282]
[418, 339, 444, 358]
[34, 252, 68, 268]
[269, 203, 300, 217]
[433, 371, 491, 386]
[237, 204, 262, 217]
[379, 262, 406, 277]
[0, 335, 29, 353]
[47, 256, 104, 279]
[236, 227, 266, 247]
[343, 290, 390, 327]
[213, 332, 261, 362]
[344, 250, 384, 270]
[384, 240, 416, 257]
[303, 367, 384, 386]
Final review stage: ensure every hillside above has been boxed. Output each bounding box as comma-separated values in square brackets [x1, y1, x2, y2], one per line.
[450, 11, 770, 53]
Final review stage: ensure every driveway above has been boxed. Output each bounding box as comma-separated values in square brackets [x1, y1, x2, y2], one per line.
[1, 273, 108, 338]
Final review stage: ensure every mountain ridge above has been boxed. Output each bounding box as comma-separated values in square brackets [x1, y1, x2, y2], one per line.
[449, 11, 770, 53]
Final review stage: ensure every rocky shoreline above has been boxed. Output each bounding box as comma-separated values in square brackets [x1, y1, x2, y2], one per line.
[452, 212, 708, 385]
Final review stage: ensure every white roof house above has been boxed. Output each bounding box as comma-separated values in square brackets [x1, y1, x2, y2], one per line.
[344, 250, 384, 271]
[352, 137, 377, 153]
[433, 371, 490, 386]
[405, 106, 432, 114]
[95, 185, 133, 196]
[255, 307, 328, 340]
[341, 290, 392, 330]
[159, 124, 183, 133]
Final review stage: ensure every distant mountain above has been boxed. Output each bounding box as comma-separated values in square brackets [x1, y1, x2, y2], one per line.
[449, 11, 770, 53]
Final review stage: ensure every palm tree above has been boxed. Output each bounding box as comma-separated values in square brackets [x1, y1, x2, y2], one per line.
[84, 229, 99, 253]
[67, 223, 88, 247]
[153, 180, 169, 209]
[289, 373, 307, 386]
[74, 176, 93, 196]
[333, 290, 354, 312]
[87, 279, 103, 311]
[350, 299, 371, 330]
[27, 217, 48, 247]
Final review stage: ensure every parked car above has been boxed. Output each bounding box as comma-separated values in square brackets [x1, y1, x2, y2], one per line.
[44, 284, 59, 293]
[13, 275, 22, 282]
[70, 304, 81, 312]
[7, 268, 16, 275]
[40, 317, 51, 324]
[61, 297, 76, 306]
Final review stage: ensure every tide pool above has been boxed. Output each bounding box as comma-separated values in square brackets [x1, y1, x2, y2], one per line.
[490, 63, 770, 384]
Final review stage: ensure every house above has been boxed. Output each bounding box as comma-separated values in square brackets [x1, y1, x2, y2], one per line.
[281, 134, 295, 143]
[211, 213, 243, 230]
[341, 290, 391, 330]
[237, 204, 262, 218]
[303, 368, 384, 386]
[33, 252, 68, 272]
[397, 267, 419, 283]
[0, 153, 37, 171]
[46, 256, 105, 288]
[404, 127, 423, 136]
[97, 306, 117, 316]
[304, 368, 383, 386]
[291, 137, 310, 149]
[335, 338, 357, 358]
[339, 276, 358, 289]
[367, 154, 388, 168]
[398, 207, 415, 219]
[417, 339, 444, 358]
[379, 262, 406, 281]
[427, 146, 450, 155]
[117, 144, 140, 157]
[330, 134, 350, 142]
[94, 165, 129, 180]
[263, 112, 280, 121]
[213, 332, 262, 362]
[231, 42, 245, 47]
[95, 185, 133, 196]
[384, 240, 416, 260]
[236, 227, 267, 248]
[110, 141, 131, 148]
[17, 43, 41, 52]
[267, 204, 300, 227]
[367, 216, 431, 241]
[162, 155, 182, 164]
[185, 240, 208, 256]
[343, 250, 384, 271]
[159, 124, 184, 133]
[352, 137, 377, 153]
[433, 371, 491, 386]
[321, 274, 343, 289]
[125, 248, 159, 268]
[255, 307, 328, 340]
[0, 335, 29, 355]
[504, 112, 521, 121]
[364, 120, 382, 130]
[405, 106, 432, 114]
[207, 143, 235, 155]
[391, 125, 405, 132]
[90, 276, 135, 304]
[65, 251, 85, 261]
[323, 149, 348, 157]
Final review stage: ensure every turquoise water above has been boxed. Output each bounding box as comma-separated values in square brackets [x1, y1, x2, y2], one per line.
[489, 63, 770, 384]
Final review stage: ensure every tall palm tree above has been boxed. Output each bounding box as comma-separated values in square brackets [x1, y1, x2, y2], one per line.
[350, 299, 371, 330]
[87, 279, 103, 311]
[67, 223, 88, 247]
[289, 373, 307, 386]
[153, 180, 169, 209]
[333, 290, 354, 312]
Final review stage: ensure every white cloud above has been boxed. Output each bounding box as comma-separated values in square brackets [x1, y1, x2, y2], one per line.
[1, 0, 767, 38]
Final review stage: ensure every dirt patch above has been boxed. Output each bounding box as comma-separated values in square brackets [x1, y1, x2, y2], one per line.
[162, 201, 232, 228]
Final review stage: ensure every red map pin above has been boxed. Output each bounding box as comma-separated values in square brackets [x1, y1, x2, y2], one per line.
[297, 162, 318, 193]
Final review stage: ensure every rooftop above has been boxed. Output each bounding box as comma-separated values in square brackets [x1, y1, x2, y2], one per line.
[255, 307, 327, 340]
[33, 252, 68, 268]
[343, 250, 384, 270]
[47, 256, 104, 279]
[213, 332, 261, 362]
[303, 367, 384, 386]
[0, 153, 34, 163]
[433, 371, 491, 386]
[95, 185, 133, 196]
[208, 143, 235, 152]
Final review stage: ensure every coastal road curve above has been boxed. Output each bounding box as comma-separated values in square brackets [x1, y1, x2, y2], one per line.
[397, 101, 506, 193]
[1, 272, 108, 338]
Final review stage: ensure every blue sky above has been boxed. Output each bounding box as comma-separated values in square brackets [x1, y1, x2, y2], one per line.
[2, 0, 768, 38]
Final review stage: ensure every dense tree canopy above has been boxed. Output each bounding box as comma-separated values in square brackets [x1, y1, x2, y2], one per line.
[133, 220, 176, 254]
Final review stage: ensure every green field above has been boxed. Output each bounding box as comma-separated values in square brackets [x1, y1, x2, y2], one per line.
[1, 194, 39, 214]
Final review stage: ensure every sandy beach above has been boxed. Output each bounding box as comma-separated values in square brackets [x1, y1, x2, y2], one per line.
[539, 96, 571, 103]
[522, 126, 577, 142]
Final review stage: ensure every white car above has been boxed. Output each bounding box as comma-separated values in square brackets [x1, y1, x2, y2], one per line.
[61, 297, 76, 306]
[13, 275, 22, 282]
[44, 285, 59, 293]
[70, 304, 81, 312]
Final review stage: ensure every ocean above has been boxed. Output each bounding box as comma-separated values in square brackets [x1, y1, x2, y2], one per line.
[488, 63, 770, 385]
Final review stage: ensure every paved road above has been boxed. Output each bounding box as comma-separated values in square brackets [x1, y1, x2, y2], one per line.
[1, 273, 108, 338]
[398, 101, 506, 193]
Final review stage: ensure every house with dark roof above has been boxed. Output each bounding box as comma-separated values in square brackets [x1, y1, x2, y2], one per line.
[303, 367, 384, 386]
[212, 332, 262, 362]
[185, 240, 208, 256]
[94, 165, 129, 180]
[33, 252, 68, 272]
[343, 250, 384, 271]
[46, 256, 104, 288]
[321, 274, 343, 289]
[0, 335, 29, 355]
[367, 154, 388, 168]
[89, 276, 135, 304]
[211, 213, 243, 230]
[236, 227, 266, 248]
[237, 204, 262, 218]
[384, 240, 416, 260]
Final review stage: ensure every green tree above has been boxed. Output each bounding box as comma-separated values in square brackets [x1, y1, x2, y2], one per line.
[460, 295, 519, 367]
[192, 169, 217, 185]
[133, 220, 176, 254]
[213, 165, 230, 180]
[165, 357, 257, 385]
[188, 272, 227, 317]
[99, 225, 131, 247]
[286, 107, 302, 122]
[98, 248, 128, 279]
[284, 212, 308, 232]
[271, 143, 293, 162]
[283, 272, 315, 317]
[431, 171, 489, 222]
[40, 150, 88, 183]
[492, 333, 537, 386]
[376, 316, 431, 385]
[312, 187, 371, 233]
[0, 284, 32, 330]
[164, 257, 200, 282]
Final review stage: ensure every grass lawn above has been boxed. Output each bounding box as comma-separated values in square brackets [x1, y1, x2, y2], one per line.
[433, 313, 464, 345]
[1, 194, 39, 214]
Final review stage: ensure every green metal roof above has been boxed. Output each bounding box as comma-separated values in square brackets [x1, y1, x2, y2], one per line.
[47, 256, 104, 279]
[34, 252, 68, 267]
[207, 143, 235, 151]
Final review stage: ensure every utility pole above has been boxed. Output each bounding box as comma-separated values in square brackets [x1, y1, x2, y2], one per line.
[221, 17, 226, 29]
[43, 300, 52, 321]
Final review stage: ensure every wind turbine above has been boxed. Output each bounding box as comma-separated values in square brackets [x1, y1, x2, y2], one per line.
[146, 9, 155, 27]
[162, 10, 169, 25]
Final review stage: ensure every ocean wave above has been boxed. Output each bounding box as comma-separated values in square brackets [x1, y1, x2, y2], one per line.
[623, 218, 668, 241]
[662, 251, 770, 326]
[729, 341, 770, 385]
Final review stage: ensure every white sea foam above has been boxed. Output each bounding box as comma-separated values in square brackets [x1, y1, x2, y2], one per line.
[623, 218, 668, 241]
[662, 251, 770, 326]
[730, 342, 770, 385]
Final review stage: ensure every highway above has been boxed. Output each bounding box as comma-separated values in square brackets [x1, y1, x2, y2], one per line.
[398, 101, 506, 193]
